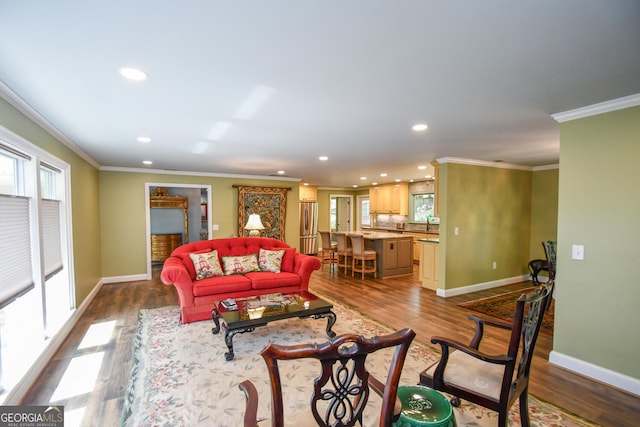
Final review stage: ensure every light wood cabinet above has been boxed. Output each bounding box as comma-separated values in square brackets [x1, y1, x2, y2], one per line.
[299, 185, 318, 201]
[151, 233, 183, 262]
[369, 183, 408, 215]
[420, 241, 439, 290]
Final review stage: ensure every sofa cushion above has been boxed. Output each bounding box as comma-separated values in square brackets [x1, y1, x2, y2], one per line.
[258, 248, 285, 273]
[189, 250, 224, 280]
[192, 274, 252, 296]
[182, 247, 212, 279]
[246, 272, 301, 290]
[222, 254, 260, 275]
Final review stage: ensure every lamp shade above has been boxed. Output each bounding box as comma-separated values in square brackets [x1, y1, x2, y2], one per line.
[244, 214, 265, 236]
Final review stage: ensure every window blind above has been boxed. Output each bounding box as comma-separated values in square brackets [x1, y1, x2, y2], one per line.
[42, 199, 63, 279]
[0, 194, 34, 308]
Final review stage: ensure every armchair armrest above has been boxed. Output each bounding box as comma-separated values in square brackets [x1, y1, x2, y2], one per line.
[431, 336, 513, 366]
[239, 380, 259, 427]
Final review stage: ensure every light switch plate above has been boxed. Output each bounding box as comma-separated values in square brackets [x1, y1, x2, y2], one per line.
[572, 244, 584, 260]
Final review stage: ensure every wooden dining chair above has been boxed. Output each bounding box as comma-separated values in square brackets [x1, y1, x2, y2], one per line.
[333, 232, 352, 274]
[419, 282, 554, 427]
[349, 234, 377, 279]
[239, 328, 416, 427]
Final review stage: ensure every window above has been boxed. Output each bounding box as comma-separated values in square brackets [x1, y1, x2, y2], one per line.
[0, 132, 74, 403]
[412, 193, 434, 222]
[360, 198, 370, 226]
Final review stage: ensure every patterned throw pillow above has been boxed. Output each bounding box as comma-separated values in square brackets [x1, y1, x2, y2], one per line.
[222, 254, 260, 275]
[258, 248, 285, 273]
[189, 250, 224, 280]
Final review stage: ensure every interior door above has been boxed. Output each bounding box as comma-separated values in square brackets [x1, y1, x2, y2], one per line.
[336, 197, 350, 232]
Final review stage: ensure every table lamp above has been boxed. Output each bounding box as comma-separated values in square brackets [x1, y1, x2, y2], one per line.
[244, 214, 265, 236]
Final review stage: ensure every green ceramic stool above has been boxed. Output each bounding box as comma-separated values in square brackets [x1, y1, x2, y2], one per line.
[393, 385, 457, 427]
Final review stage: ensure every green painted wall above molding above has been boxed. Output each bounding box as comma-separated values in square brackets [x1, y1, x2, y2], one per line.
[555, 106, 640, 379]
[440, 162, 533, 289]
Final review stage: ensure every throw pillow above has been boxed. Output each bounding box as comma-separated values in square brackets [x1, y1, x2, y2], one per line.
[189, 250, 224, 280]
[258, 248, 285, 273]
[182, 248, 212, 279]
[222, 254, 260, 275]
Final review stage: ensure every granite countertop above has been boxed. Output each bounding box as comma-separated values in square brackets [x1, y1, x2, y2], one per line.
[353, 231, 414, 240]
[361, 226, 439, 235]
[418, 237, 440, 243]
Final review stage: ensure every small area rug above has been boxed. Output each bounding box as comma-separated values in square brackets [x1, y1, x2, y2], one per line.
[122, 301, 594, 426]
[458, 287, 555, 335]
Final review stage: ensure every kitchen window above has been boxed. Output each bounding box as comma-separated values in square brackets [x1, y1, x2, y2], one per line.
[411, 193, 434, 222]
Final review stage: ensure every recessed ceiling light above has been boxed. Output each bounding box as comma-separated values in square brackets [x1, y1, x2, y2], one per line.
[319, 156, 328, 161]
[412, 123, 428, 131]
[418, 165, 427, 170]
[303, 182, 309, 186]
[360, 177, 367, 180]
[277, 170, 285, 175]
[380, 173, 387, 177]
[352, 185, 358, 188]
[143, 160, 152, 165]
[137, 136, 151, 143]
[372, 182, 378, 185]
[425, 175, 433, 179]
[395, 179, 401, 182]
[119, 67, 148, 81]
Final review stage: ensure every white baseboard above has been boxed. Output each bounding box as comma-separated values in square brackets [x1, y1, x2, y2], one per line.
[436, 274, 530, 297]
[102, 273, 150, 284]
[5, 278, 105, 404]
[549, 351, 640, 397]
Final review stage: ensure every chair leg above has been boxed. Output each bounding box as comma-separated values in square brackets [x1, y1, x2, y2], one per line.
[519, 391, 530, 427]
[450, 396, 461, 407]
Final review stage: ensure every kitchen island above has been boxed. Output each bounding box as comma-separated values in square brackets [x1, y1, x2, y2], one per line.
[356, 232, 414, 278]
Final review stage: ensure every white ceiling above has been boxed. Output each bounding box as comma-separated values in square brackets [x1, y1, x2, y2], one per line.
[1, 1, 639, 188]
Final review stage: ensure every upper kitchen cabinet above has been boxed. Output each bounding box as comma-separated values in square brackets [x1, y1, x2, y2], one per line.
[299, 184, 318, 201]
[369, 183, 408, 215]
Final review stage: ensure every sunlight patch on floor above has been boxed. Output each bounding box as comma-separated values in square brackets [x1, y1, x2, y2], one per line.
[51, 352, 104, 402]
[78, 320, 116, 350]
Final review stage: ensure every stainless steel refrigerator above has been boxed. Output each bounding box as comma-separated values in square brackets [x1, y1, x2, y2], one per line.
[299, 201, 318, 254]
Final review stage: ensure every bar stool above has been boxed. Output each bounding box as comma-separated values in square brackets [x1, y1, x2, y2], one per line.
[334, 232, 352, 274]
[349, 233, 377, 279]
[318, 230, 337, 271]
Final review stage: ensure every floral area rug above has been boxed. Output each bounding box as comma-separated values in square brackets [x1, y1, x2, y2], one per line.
[458, 287, 555, 335]
[122, 302, 596, 426]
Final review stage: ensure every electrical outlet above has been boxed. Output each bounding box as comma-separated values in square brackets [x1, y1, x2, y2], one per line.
[572, 244, 584, 260]
[454, 227, 459, 236]
[492, 261, 497, 269]
[212, 224, 219, 231]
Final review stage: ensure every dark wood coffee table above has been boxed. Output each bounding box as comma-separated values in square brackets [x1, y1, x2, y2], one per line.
[211, 291, 336, 360]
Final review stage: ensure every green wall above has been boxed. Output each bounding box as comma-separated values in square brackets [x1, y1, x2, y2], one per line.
[555, 106, 640, 378]
[529, 167, 558, 260]
[0, 98, 102, 306]
[99, 171, 301, 277]
[439, 162, 533, 289]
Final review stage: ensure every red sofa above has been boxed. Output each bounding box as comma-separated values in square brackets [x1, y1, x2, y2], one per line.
[160, 237, 321, 323]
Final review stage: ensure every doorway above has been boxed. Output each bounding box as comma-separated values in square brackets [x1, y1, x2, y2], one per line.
[145, 182, 212, 278]
[330, 195, 353, 232]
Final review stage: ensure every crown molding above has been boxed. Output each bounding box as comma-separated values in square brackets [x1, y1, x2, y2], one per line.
[0, 80, 101, 168]
[100, 166, 302, 182]
[434, 157, 533, 171]
[551, 93, 640, 123]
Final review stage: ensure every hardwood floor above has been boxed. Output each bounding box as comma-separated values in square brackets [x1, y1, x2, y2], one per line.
[22, 263, 639, 426]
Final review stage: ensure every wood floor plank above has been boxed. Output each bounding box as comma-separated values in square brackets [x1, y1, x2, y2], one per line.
[20, 263, 640, 426]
